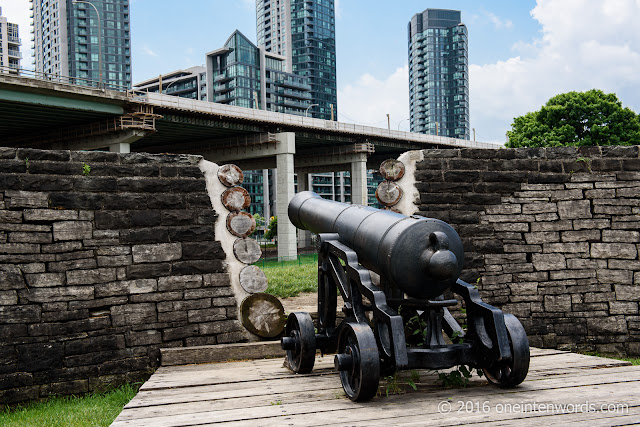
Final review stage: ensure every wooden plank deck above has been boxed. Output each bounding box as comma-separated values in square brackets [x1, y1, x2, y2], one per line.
[112, 348, 640, 426]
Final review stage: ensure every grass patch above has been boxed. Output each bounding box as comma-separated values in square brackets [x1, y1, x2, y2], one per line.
[0, 383, 139, 427]
[620, 357, 640, 365]
[263, 258, 318, 298]
[581, 352, 640, 365]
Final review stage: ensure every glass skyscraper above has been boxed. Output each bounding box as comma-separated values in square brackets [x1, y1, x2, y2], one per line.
[408, 9, 469, 139]
[256, 0, 337, 121]
[206, 30, 312, 116]
[31, 0, 132, 90]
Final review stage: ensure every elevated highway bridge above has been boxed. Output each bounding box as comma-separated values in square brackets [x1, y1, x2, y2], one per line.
[0, 74, 497, 258]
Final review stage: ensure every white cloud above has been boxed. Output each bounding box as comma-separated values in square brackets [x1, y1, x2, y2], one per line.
[335, 0, 342, 19]
[337, 66, 410, 131]
[486, 11, 513, 30]
[240, 0, 254, 12]
[142, 45, 158, 57]
[471, 0, 640, 142]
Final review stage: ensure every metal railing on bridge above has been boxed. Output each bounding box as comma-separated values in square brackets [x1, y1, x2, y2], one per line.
[0, 65, 129, 92]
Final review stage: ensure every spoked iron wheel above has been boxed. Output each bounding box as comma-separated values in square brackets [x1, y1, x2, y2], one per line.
[334, 322, 380, 401]
[281, 312, 316, 374]
[483, 314, 530, 387]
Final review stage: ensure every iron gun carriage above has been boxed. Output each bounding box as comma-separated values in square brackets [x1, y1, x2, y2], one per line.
[281, 191, 530, 401]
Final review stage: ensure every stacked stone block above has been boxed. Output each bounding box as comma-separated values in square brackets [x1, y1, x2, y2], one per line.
[413, 146, 640, 356]
[0, 147, 242, 404]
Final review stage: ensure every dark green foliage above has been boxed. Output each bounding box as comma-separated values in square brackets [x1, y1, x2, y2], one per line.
[437, 365, 483, 387]
[264, 216, 278, 240]
[506, 89, 640, 148]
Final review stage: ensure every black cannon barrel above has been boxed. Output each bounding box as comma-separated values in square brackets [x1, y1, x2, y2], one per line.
[288, 191, 465, 299]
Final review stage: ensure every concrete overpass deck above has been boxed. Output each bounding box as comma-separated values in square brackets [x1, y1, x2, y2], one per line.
[0, 74, 500, 259]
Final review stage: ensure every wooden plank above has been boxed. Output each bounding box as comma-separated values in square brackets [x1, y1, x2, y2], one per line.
[112, 380, 640, 427]
[147, 351, 628, 391]
[120, 367, 640, 424]
[116, 350, 640, 426]
[529, 347, 569, 356]
[126, 376, 344, 408]
[233, 382, 640, 427]
[320, 405, 640, 427]
[118, 368, 640, 422]
[118, 386, 345, 420]
[122, 366, 640, 416]
[129, 364, 640, 410]
[160, 341, 285, 366]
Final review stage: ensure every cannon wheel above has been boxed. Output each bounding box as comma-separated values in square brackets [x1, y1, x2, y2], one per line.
[284, 312, 316, 374]
[337, 322, 380, 401]
[483, 314, 530, 387]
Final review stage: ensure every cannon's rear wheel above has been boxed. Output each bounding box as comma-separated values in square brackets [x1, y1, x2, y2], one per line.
[335, 322, 380, 401]
[483, 314, 530, 387]
[282, 312, 316, 374]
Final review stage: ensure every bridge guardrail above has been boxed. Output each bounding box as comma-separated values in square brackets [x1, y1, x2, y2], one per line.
[0, 65, 129, 92]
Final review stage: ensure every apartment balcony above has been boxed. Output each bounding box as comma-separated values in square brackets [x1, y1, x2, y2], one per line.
[276, 77, 311, 91]
[8, 35, 21, 45]
[214, 74, 233, 83]
[8, 50, 22, 59]
[214, 83, 234, 94]
[214, 94, 235, 103]
[276, 98, 309, 109]
[274, 88, 311, 100]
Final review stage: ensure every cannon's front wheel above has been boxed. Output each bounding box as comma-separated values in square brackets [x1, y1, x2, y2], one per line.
[334, 322, 380, 401]
[483, 314, 530, 387]
[281, 312, 316, 374]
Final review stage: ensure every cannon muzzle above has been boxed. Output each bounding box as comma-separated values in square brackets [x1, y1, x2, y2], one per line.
[288, 191, 464, 298]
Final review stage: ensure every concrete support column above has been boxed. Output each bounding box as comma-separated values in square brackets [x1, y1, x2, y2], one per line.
[109, 142, 131, 153]
[296, 172, 312, 249]
[275, 132, 297, 260]
[350, 154, 368, 206]
[262, 169, 270, 220]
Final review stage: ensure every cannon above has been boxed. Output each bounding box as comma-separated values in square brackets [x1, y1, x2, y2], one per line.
[281, 191, 530, 401]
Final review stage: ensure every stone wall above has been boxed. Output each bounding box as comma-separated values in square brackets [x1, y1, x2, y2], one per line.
[0, 148, 242, 404]
[407, 146, 640, 356]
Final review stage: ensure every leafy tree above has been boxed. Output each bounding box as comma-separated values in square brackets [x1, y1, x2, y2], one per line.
[506, 89, 640, 148]
[248, 213, 264, 237]
[264, 216, 278, 240]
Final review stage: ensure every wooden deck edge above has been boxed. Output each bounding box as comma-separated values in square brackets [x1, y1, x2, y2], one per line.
[161, 341, 285, 366]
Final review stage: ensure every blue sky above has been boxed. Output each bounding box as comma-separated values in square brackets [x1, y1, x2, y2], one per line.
[3, 0, 640, 143]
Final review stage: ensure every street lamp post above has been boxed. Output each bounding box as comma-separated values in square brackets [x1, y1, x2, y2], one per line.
[398, 118, 409, 131]
[164, 78, 181, 94]
[72, 0, 102, 88]
[305, 103, 319, 117]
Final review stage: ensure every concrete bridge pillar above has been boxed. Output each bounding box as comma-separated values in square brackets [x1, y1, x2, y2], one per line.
[350, 154, 368, 206]
[296, 172, 312, 249]
[274, 132, 297, 260]
[109, 142, 131, 153]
